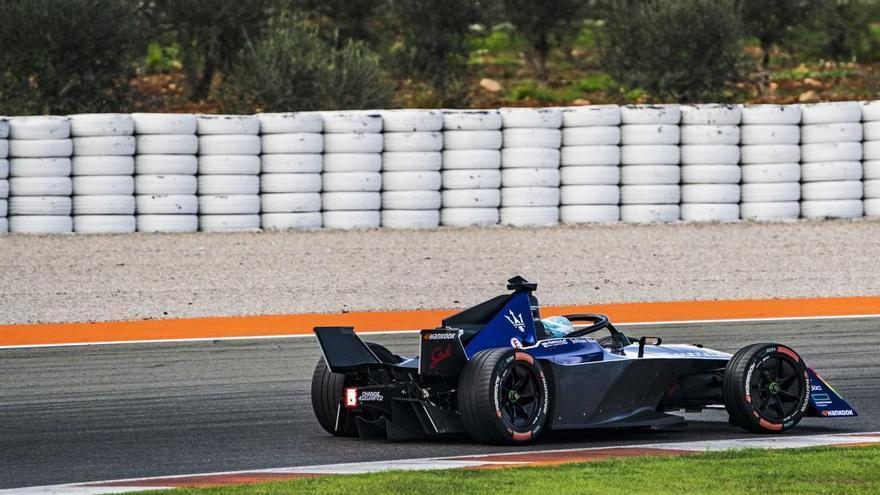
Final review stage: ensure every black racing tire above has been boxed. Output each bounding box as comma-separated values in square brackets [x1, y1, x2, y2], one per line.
[723, 343, 810, 433]
[310, 357, 357, 437]
[457, 348, 550, 445]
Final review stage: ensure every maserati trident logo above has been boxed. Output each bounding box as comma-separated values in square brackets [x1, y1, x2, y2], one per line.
[504, 309, 526, 332]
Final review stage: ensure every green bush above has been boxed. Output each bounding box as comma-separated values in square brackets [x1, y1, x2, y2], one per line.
[502, 0, 585, 81]
[741, 0, 815, 93]
[600, 0, 743, 102]
[785, 0, 880, 62]
[0, 0, 147, 115]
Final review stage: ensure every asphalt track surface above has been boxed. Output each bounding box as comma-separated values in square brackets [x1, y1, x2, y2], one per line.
[1, 317, 879, 489]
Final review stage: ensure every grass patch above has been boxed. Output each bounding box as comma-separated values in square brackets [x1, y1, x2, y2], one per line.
[141, 445, 880, 495]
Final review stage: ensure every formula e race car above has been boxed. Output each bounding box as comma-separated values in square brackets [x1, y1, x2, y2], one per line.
[311, 277, 857, 444]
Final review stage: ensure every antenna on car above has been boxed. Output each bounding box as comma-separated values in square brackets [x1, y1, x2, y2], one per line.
[506, 275, 537, 292]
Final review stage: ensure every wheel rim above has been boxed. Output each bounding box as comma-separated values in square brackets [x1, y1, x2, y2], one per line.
[498, 362, 541, 431]
[749, 355, 805, 422]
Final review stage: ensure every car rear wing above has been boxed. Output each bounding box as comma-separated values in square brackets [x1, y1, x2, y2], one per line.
[314, 327, 382, 373]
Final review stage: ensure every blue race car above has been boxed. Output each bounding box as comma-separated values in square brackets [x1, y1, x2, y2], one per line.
[311, 276, 857, 444]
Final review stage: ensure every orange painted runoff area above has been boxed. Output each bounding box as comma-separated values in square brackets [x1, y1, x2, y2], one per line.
[2, 295, 880, 347]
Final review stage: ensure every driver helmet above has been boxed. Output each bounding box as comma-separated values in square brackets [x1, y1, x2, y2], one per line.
[542, 315, 574, 338]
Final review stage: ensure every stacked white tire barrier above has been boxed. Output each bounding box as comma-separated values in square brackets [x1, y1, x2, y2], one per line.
[739, 105, 803, 220]
[380, 110, 443, 229]
[499, 108, 562, 226]
[0, 118, 7, 233]
[558, 105, 621, 223]
[619, 105, 681, 223]
[258, 113, 323, 230]
[69, 114, 136, 233]
[863, 101, 880, 217]
[440, 110, 503, 227]
[321, 111, 383, 229]
[133, 113, 199, 233]
[679, 105, 741, 222]
[7, 116, 73, 233]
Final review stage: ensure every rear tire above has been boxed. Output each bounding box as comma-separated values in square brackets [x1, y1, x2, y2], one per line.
[310, 358, 357, 437]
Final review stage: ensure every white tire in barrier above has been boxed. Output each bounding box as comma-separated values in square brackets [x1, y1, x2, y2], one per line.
[261, 212, 322, 230]
[69, 113, 134, 137]
[501, 168, 560, 187]
[198, 155, 261, 175]
[861, 101, 880, 121]
[442, 149, 501, 170]
[442, 110, 502, 131]
[71, 136, 135, 156]
[441, 169, 501, 189]
[620, 184, 680, 204]
[322, 172, 381, 192]
[500, 206, 559, 226]
[800, 101, 861, 124]
[261, 154, 323, 174]
[443, 130, 503, 150]
[679, 125, 740, 145]
[801, 142, 862, 163]
[559, 185, 619, 205]
[9, 139, 72, 158]
[863, 141, 880, 160]
[381, 190, 441, 210]
[801, 180, 862, 200]
[323, 133, 383, 153]
[9, 157, 71, 177]
[196, 115, 259, 135]
[560, 105, 620, 127]
[260, 133, 323, 154]
[679, 144, 740, 165]
[620, 145, 679, 165]
[620, 204, 680, 223]
[257, 112, 323, 134]
[72, 156, 134, 176]
[441, 189, 500, 208]
[0, 141, 7, 159]
[261, 193, 322, 213]
[381, 209, 440, 229]
[801, 161, 862, 182]
[136, 134, 198, 155]
[680, 164, 741, 184]
[322, 210, 380, 229]
[198, 195, 261, 214]
[502, 128, 562, 148]
[863, 121, 880, 140]
[198, 135, 260, 155]
[9, 215, 72, 233]
[499, 108, 562, 128]
[0, 179, 9, 199]
[501, 187, 559, 207]
[620, 105, 680, 125]
[135, 175, 198, 195]
[73, 195, 135, 215]
[740, 163, 801, 183]
[0, 199, 5, 217]
[0, 159, 6, 179]
[865, 161, 880, 180]
[322, 191, 381, 210]
[136, 214, 198, 233]
[740, 144, 800, 164]
[132, 113, 197, 135]
[560, 165, 619, 185]
[681, 184, 740, 203]
[680, 104, 741, 125]
[135, 194, 198, 214]
[381, 110, 443, 132]
[321, 112, 383, 133]
[501, 147, 560, 168]
[382, 151, 442, 171]
[260, 173, 322, 193]
[620, 165, 680, 185]
[10, 177, 72, 196]
[740, 202, 800, 221]
[560, 145, 620, 166]
[440, 207, 499, 226]
[680, 203, 740, 222]
[9, 116, 70, 140]
[198, 175, 259, 195]
[741, 182, 800, 202]
[382, 171, 441, 191]
[620, 125, 680, 145]
[559, 204, 619, 223]
[739, 125, 800, 145]
[801, 199, 864, 219]
[322, 153, 381, 172]
[561, 126, 620, 146]
[740, 105, 801, 125]
[9, 196, 72, 215]
[135, 155, 198, 175]
[72, 176, 134, 195]
[199, 214, 261, 232]
[866, 198, 880, 216]
[0, 119, 8, 139]
[73, 215, 136, 234]
[864, 179, 880, 198]
[801, 123, 863, 144]
[383, 132, 443, 152]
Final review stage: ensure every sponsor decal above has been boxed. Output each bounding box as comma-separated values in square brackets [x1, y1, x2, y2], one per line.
[510, 338, 523, 349]
[540, 339, 568, 348]
[822, 409, 855, 417]
[429, 344, 452, 369]
[668, 350, 728, 358]
[426, 332, 458, 341]
[358, 390, 384, 402]
[504, 309, 526, 333]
